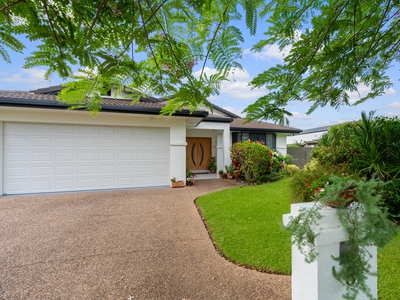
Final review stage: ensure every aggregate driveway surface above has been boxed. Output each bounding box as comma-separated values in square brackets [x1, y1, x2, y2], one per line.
[0, 179, 291, 300]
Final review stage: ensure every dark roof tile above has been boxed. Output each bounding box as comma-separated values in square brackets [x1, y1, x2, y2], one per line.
[230, 118, 301, 133]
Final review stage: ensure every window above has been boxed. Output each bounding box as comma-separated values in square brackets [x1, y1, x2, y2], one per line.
[232, 132, 276, 149]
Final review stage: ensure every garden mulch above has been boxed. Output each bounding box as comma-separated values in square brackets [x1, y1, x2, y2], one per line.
[0, 179, 290, 299]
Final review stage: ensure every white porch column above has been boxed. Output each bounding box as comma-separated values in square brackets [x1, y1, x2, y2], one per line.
[276, 133, 287, 155]
[0, 121, 3, 196]
[170, 121, 187, 185]
[216, 133, 224, 172]
[283, 202, 377, 300]
[223, 127, 231, 167]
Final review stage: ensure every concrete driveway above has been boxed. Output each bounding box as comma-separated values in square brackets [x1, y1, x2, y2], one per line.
[0, 179, 290, 300]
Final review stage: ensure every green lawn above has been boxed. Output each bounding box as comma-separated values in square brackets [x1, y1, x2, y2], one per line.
[196, 178, 400, 299]
[196, 177, 292, 274]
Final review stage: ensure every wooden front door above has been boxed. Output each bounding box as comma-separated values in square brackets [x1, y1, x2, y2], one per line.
[186, 138, 211, 170]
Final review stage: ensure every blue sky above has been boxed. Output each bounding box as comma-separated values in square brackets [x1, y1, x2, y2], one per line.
[1, 25, 399, 130]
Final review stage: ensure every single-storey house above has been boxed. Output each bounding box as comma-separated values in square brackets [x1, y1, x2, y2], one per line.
[0, 86, 301, 195]
[287, 125, 331, 147]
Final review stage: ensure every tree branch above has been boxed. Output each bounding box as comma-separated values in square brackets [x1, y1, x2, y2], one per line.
[114, 0, 168, 61]
[89, 0, 108, 32]
[137, 0, 163, 84]
[41, 0, 63, 55]
[0, 0, 24, 12]
[200, 6, 229, 79]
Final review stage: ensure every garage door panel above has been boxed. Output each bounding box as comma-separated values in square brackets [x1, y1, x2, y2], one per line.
[6, 137, 29, 148]
[98, 165, 115, 174]
[33, 124, 52, 133]
[32, 152, 52, 162]
[4, 151, 29, 163]
[98, 139, 115, 147]
[55, 165, 74, 176]
[78, 152, 95, 161]
[118, 139, 135, 148]
[32, 137, 52, 148]
[155, 140, 169, 149]
[32, 166, 52, 176]
[56, 125, 75, 134]
[118, 152, 134, 161]
[118, 164, 134, 174]
[137, 164, 152, 173]
[78, 138, 95, 147]
[55, 152, 74, 162]
[55, 179, 75, 189]
[32, 179, 52, 191]
[4, 166, 29, 178]
[4, 122, 170, 195]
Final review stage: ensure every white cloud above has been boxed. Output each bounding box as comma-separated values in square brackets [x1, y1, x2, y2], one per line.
[222, 106, 245, 117]
[194, 67, 267, 100]
[288, 111, 314, 121]
[347, 83, 396, 104]
[0, 68, 51, 87]
[247, 44, 292, 62]
[386, 101, 400, 108]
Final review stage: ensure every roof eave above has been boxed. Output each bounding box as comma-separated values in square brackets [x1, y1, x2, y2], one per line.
[230, 127, 302, 134]
[0, 99, 209, 118]
[202, 117, 234, 123]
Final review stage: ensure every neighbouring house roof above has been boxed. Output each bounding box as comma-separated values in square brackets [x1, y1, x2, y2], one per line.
[0, 91, 208, 118]
[230, 118, 301, 134]
[29, 85, 65, 95]
[298, 125, 332, 135]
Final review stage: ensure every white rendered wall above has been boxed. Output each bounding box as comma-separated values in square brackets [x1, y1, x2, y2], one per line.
[170, 123, 187, 184]
[283, 202, 377, 300]
[0, 107, 194, 189]
[0, 121, 3, 195]
[276, 133, 288, 156]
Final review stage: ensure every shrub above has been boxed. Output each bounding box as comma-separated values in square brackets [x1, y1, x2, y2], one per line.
[290, 160, 350, 203]
[284, 164, 299, 176]
[312, 112, 400, 181]
[230, 140, 272, 183]
[380, 178, 400, 219]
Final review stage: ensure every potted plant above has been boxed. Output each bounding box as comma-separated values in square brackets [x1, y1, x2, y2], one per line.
[209, 156, 217, 173]
[285, 175, 398, 299]
[171, 177, 184, 188]
[186, 170, 196, 186]
[225, 164, 235, 179]
[218, 170, 224, 178]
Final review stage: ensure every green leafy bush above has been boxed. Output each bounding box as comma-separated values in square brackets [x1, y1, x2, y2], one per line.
[230, 140, 272, 183]
[312, 112, 400, 181]
[290, 160, 350, 203]
[380, 179, 400, 219]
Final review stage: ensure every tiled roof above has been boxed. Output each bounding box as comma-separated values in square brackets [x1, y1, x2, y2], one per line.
[230, 118, 301, 133]
[0, 91, 207, 117]
[203, 113, 233, 123]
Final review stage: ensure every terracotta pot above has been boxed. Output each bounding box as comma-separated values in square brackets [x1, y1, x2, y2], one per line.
[325, 190, 356, 208]
[210, 169, 216, 174]
[171, 181, 185, 188]
[227, 175, 233, 180]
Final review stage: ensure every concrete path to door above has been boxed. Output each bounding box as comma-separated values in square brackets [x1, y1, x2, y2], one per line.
[0, 179, 291, 300]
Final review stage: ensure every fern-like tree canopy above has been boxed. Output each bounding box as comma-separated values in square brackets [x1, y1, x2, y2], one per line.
[0, 0, 263, 113]
[1, 0, 399, 121]
[245, 0, 400, 124]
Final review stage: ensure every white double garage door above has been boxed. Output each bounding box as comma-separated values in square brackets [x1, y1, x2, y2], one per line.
[3, 122, 170, 195]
